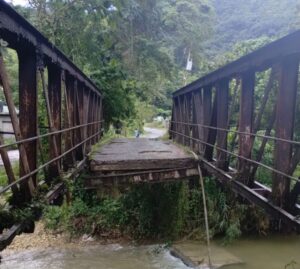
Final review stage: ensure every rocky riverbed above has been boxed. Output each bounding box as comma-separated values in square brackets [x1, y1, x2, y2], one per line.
[2, 221, 124, 256]
[2, 222, 76, 255]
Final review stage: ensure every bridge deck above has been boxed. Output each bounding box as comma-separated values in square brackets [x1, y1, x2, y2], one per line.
[87, 138, 198, 186]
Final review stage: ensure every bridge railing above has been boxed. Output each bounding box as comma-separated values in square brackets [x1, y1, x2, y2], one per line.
[0, 1, 103, 203]
[170, 30, 300, 212]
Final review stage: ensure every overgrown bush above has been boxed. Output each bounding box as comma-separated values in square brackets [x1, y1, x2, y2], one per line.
[43, 176, 270, 243]
[0, 206, 35, 233]
[119, 182, 189, 239]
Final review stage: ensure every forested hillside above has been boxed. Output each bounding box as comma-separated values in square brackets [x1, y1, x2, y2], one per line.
[13, 0, 214, 127]
[210, 0, 300, 54]
[8, 0, 300, 129]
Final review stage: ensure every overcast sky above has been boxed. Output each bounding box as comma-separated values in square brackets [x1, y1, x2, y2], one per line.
[5, 0, 28, 6]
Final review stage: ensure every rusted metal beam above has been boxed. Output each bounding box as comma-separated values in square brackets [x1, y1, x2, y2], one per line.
[100, 97, 103, 134]
[227, 78, 240, 126]
[204, 91, 217, 161]
[18, 48, 38, 193]
[91, 92, 97, 145]
[191, 90, 203, 153]
[0, 52, 35, 199]
[184, 94, 192, 147]
[84, 168, 198, 187]
[238, 71, 255, 186]
[86, 90, 93, 152]
[216, 79, 229, 171]
[178, 96, 185, 145]
[272, 57, 299, 209]
[0, 224, 23, 251]
[253, 68, 276, 132]
[40, 64, 61, 181]
[250, 105, 276, 179]
[203, 86, 212, 147]
[45, 182, 65, 204]
[48, 63, 62, 155]
[227, 79, 240, 165]
[173, 97, 180, 143]
[95, 94, 99, 141]
[173, 30, 300, 97]
[0, 1, 101, 96]
[170, 102, 176, 140]
[74, 81, 84, 160]
[200, 158, 300, 232]
[63, 72, 76, 167]
[99, 97, 103, 139]
[0, 135, 18, 198]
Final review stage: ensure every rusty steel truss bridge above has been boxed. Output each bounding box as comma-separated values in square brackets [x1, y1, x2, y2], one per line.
[1, 0, 300, 251]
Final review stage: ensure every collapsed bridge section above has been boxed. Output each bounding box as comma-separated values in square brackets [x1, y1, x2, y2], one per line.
[86, 138, 198, 187]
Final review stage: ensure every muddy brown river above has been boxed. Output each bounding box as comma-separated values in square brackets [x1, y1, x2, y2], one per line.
[1, 244, 188, 269]
[1, 235, 300, 269]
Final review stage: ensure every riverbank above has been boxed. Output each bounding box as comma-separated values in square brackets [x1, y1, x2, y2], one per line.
[3, 231, 300, 269]
[2, 221, 128, 256]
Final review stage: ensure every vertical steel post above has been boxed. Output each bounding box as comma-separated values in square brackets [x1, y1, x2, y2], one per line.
[178, 96, 185, 145]
[238, 71, 255, 185]
[18, 49, 37, 200]
[63, 73, 76, 167]
[203, 86, 212, 156]
[216, 79, 229, 171]
[272, 57, 299, 208]
[75, 81, 84, 160]
[192, 89, 203, 153]
[185, 94, 192, 146]
[204, 89, 217, 161]
[47, 63, 62, 179]
[173, 97, 180, 143]
[99, 96, 103, 140]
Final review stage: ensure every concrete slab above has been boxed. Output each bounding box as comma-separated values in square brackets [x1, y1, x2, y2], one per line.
[171, 241, 243, 268]
[90, 138, 196, 171]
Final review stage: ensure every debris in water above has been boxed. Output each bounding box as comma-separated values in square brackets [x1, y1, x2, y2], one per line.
[170, 241, 243, 268]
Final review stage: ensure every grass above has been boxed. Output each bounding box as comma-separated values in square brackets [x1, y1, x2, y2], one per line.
[0, 161, 19, 187]
[3, 137, 18, 150]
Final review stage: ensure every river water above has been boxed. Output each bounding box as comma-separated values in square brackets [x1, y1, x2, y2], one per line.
[1, 236, 300, 269]
[223, 235, 300, 269]
[1, 128, 299, 268]
[1, 244, 188, 269]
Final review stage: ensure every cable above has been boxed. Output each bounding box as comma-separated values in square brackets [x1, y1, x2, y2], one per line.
[0, 131, 101, 195]
[190, 151, 213, 268]
[0, 120, 104, 150]
[169, 129, 300, 184]
[171, 121, 300, 147]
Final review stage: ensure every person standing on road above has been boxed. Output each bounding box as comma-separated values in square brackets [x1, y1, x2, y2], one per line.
[134, 129, 140, 138]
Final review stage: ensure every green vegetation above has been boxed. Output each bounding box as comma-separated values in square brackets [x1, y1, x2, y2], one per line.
[11, 0, 214, 130]
[209, 0, 300, 56]
[0, 161, 19, 187]
[0, 197, 41, 233]
[5, 0, 299, 131]
[2, 0, 299, 245]
[43, 176, 269, 243]
[145, 121, 166, 130]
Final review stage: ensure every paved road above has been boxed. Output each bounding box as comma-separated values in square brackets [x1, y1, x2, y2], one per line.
[142, 127, 167, 138]
[0, 149, 19, 166]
